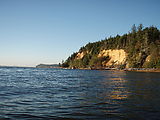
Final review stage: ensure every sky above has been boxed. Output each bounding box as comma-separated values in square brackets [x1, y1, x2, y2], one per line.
[0, 0, 160, 67]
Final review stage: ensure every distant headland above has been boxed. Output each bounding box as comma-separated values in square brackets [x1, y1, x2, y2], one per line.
[36, 64, 60, 68]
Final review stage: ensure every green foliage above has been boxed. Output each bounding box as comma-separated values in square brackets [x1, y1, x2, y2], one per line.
[61, 61, 69, 67]
[131, 24, 137, 33]
[62, 24, 160, 68]
[88, 56, 109, 68]
[82, 54, 91, 67]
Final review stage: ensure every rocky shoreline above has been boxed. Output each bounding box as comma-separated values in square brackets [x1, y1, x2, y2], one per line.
[65, 67, 160, 72]
[123, 68, 160, 72]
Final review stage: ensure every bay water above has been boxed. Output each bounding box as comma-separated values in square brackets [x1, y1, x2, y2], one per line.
[0, 67, 160, 120]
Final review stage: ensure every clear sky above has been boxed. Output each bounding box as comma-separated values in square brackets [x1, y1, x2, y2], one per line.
[0, 0, 160, 67]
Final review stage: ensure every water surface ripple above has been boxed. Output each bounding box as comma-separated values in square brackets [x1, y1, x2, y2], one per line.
[0, 67, 160, 120]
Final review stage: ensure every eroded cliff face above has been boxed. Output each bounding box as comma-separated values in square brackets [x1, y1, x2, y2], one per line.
[76, 52, 85, 59]
[98, 49, 127, 66]
[70, 48, 157, 69]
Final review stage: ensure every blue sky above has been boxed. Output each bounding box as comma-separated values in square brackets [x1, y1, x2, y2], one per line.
[0, 0, 160, 67]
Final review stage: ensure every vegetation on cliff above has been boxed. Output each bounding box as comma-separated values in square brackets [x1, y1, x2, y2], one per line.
[62, 24, 160, 69]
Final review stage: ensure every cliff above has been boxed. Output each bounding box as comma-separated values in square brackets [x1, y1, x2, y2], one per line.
[98, 49, 127, 66]
[62, 25, 160, 69]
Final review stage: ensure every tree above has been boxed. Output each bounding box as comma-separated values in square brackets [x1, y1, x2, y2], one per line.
[131, 24, 137, 33]
[138, 24, 143, 31]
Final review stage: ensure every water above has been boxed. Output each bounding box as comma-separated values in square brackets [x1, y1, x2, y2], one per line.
[0, 67, 160, 120]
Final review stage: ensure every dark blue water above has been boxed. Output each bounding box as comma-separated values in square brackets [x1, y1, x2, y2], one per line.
[0, 67, 160, 120]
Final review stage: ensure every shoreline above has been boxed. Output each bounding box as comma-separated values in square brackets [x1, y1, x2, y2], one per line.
[64, 67, 160, 72]
[123, 68, 160, 72]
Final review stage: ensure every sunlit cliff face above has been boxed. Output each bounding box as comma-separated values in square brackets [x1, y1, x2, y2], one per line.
[98, 49, 127, 66]
[76, 52, 85, 59]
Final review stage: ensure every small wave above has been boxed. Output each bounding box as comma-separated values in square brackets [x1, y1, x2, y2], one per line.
[94, 102, 110, 105]
[0, 118, 11, 120]
[0, 74, 8, 77]
[6, 113, 83, 120]
[6, 114, 46, 119]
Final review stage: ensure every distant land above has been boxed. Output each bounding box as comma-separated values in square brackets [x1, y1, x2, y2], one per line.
[61, 24, 160, 70]
[36, 64, 60, 68]
[0, 65, 34, 68]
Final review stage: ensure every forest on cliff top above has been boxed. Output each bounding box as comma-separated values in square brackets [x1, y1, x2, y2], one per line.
[62, 24, 160, 69]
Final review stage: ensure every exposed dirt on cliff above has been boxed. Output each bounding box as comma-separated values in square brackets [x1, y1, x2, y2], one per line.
[98, 49, 127, 66]
[76, 52, 85, 59]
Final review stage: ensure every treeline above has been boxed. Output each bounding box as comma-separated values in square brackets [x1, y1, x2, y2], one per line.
[62, 24, 160, 68]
